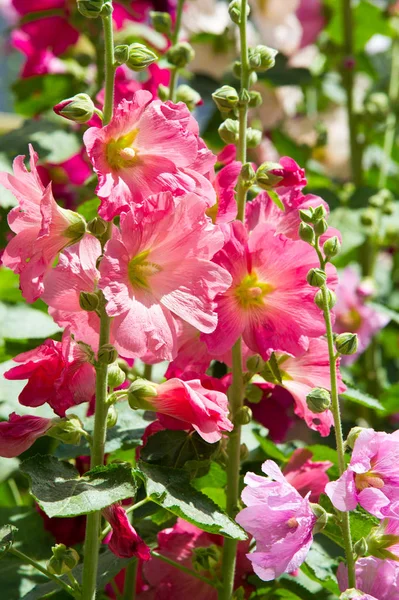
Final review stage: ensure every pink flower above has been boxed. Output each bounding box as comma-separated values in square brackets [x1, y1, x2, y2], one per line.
[334, 267, 389, 363]
[165, 321, 217, 378]
[0, 145, 86, 302]
[283, 448, 332, 502]
[36, 150, 92, 209]
[207, 162, 241, 224]
[129, 378, 233, 443]
[250, 384, 295, 442]
[296, 0, 325, 48]
[236, 460, 316, 581]
[12, 0, 64, 13]
[99, 193, 231, 361]
[270, 157, 307, 190]
[0, 413, 53, 457]
[103, 504, 150, 561]
[204, 221, 337, 360]
[326, 429, 399, 518]
[83, 91, 216, 220]
[337, 557, 399, 600]
[4, 334, 96, 417]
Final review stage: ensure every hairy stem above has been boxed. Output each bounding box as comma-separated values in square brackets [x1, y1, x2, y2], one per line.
[10, 548, 76, 598]
[122, 559, 138, 600]
[168, 0, 185, 101]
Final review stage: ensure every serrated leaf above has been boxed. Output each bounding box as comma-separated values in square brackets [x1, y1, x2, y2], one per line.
[137, 461, 246, 540]
[340, 387, 385, 412]
[192, 461, 227, 508]
[21, 456, 136, 518]
[302, 541, 339, 594]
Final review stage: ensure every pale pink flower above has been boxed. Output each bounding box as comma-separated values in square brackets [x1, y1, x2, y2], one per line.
[326, 429, 399, 518]
[99, 193, 231, 361]
[83, 91, 216, 220]
[207, 161, 241, 224]
[0, 145, 86, 302]
[337, 557, 399, 600]
[283, 448, 333, 502]
[164, 321, 216, 378]
[296, 0, 325, 48]
[236, 460, 316, 581]
[103, 504, 150, 561]
[0, 412, 53, 458]
[4, 333, 95, 417]
[204, 221, 337, 359]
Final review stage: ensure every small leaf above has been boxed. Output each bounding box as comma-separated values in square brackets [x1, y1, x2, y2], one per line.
[253, 431, 288, 462]
[380, 384, 399, 415]
[319, 494, 378, 547]
[340, 387, 385, 412]
[0, 303, 61, 340]
[267, 190, 284, 211]
[0, 525, 17, 554]
[21, 456, 136, 518]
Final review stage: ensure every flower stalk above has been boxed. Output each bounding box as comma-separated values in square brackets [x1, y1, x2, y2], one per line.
[168, 0, 185, 102]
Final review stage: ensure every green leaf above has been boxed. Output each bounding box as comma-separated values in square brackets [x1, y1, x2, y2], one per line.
[12, 75, 82, 118]
[0, 303, 61, 340]
[302, 541, 339, 595]
[192, 461, 227, 508]
[21, 456, 136, 518]
[326, 0, 389, 51]
[77, 197, 101, 221]
[253, 431, 288, 462]
[0, 524, 17, 552]
[340, 387, 385, 412]
[137, 461, 246, 540]
[267, 190, 284, 211]
[379, 384, 399, 415]
[0, 269, 23, 303]
[304, 444, 342, 480]
[319, 494, 378, 547]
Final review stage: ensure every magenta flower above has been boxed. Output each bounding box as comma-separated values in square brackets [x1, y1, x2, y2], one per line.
[204, 221, 337, 360]
[296, 0, 325, 48]
[283, 448, 333, 502]
[337, 557, 399, 600]
[0, 413, 53, 458]
[129, 377, 233, 443]
[83, 91, 216, 220]
[270, 157, 307, 190]
[236, 460, 316, 581]
[326, 429, 399, 518]
[250, 384, 295, 442]
[99, 193, 231, 361]
[4, 333, 95, 417]
[103, 504, 150, 561]
[0, 146, 86, 302]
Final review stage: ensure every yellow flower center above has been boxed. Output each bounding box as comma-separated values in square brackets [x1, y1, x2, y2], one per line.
[235, 271, 274, 309]
[106, 130, 139, 170]
[339, 308, 362, 332]
[128, 250, 162, 291]
[206, 201, 219, 224]
[355, 471, 385, 492]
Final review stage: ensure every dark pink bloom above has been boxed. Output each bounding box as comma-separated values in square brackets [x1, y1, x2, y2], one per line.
[4, 334, 95, 417]
[337, 557, 399, 600]
[38, 507, 86, 547]
[103, 504, 150, 561]
[0, 413, 53, 457]
[236, 460, 316, 581]
[207, 161, 241, 224]
[250, 383, 295, 442]
[283, 448, 332, 502]
[164, 321, 215, 378]
[36, 151, 92, 209]
[296, 0, 325, 48]
[269, 157, 307, 190]
[217, 144, 236, 166]
[12, 0, 64, 13]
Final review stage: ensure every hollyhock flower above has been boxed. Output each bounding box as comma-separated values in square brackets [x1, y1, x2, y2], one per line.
[102, 504, 150, 560]
[337, 557, 399, 600]
[217, 144, 236, 166]
[0, 145, 86, 302]
[129, 377, 233, 443]
[204, 221, 337, 360]
[37, 151, 91, 209]
[249, 0, 302, 57]
[83, 91, 216, 220]
[4, 334, 95, 417]
[164, 321, 215, 378]
[207, 162, 241, 224]
[182, 0, 231, 36]
[334, 267, 389, 363]
[236, 460, 316, 581]
[269, 157, 307, 190]
[326, 429, 399, 518]
[296, 0, 325, 48]
[38, 507, 86, 547]
[12, 0, 64, 13]
[99, 193, 231, 361]
[283, 448, 332, 502]
[250, 383, 295, 442]
[0, 413, 53, 458]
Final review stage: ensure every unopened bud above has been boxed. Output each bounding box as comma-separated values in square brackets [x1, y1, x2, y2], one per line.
[314, 288, 336, 310]
[88, 216, 108, 237]
[128, 378, 158, 410]
[126, 43, 157, 71]
[77, 0, 110, 18]
[306, 268, 327, 287]
[246, 354, 265, 373]
[255, 162, 284, 189]
[232, 61, 257, 85]
[340, 589, 366, 599]
[108, 362, 126, 389]
[310, 503, 328, 534]
[218, 119, 239, 144]
[47, 544, 79, 575]
[361, 208, 376, 227]
[79, 291, 99, 312]
[167, 42, 195, 68]
[234, 406, 252, 425]
[150, 11, 172, 35]
[346, 426, 365, 450]
[353, 537, 368, 558]
[176, 84, 201, 111]
[239, 89, 251, 105]
[192, 544, 221, 573]
[212, 85, 239, 112]
[299, 222, 315, 245]
[306, 388, 331, 413]
[335, 332, 358, 355]
[228, 0, 249, 24]
[299, 208, 314, 223]
[47, 415, 85, 446]
[248, 90, 262, 108]
[114, 44, 129, 65]
[106, 404, 118, 428]
[366, 521, 399, 561]
[53, 93, 95, 123]
[98, 344, 118, 365]
[312, 205, 328, 222]
[245, 384, 263, 404]
[248, 45, 278, 72]
[240, 162, 256, 188]
[323, 236, 341, 258]
[314, 218, 328, 235]
[157, 84, 169, 101]
[240, 443, 249, 461]
[246, 128, 262, 148]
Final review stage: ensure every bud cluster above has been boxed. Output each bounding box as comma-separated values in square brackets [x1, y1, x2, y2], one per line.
[114, 43, 158, 71]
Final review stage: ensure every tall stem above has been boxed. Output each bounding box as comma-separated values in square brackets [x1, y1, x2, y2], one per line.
[220, 2, 249, 598]
[122, 559, 138, 600]
[168, 0, 185, 101]
[81, 11, 115, 600]
[10, 548, 76, 598]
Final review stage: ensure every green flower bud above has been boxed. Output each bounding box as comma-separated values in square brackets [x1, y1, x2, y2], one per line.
[340, 589, 366, 599]
[383, 201, 394, 215]
[335, 332, 358, 355]
[353, 537, 368, 558]
[234, 406, 252, 425]
[150, 11, 172, 35]
[218, 119, 239, 144]
[47, 544, 79, 575]
[240, 443, 249, 461]
[157, 84, 169, 101]
[114, 44, 129, 65]
[299, 208, 314, 223]
[108, 362, 126, 389]
[47, 415, 85, 446]
[240, 162, 256, 188]
[232, 61, 257, 85]
[98, 344, 118, 365]
[248, 90, 262, 108]
[126, 43, 158, 71]
[361, 208, 376, 227]
[255, 162, 283, 189]
[128, 378, 158, 410]
[64, 210, 87, 243]
[166, 42, 195, 68]
[239, 89, 251, 105]
[87, 216, 108, 237]
[246, 354, 265, 373]
[312, 205, 328, 222]
[248, 45, 278, 72]
[306, 388, 331, 413]
[323, 236, 341, 258]
[306, 268, 327, 287]
[314, 218, 328, 236]
[298, 222, 315, 245]
[310, 503, 329, 534]
[192, 544, 221, 573]
[77, 0, 111, 18]
[53, 93, 95, 123]
[79, 291, 99, 312]
[228, 0, 249, 24]
[314, 288, 337, 310]
[176, 84, 201, 111]
[106, 404, 118, 428]
[0, 524, 17, 554]
[246, 128, 262, 148]
[346, 426, 365, 450]
[212, 85, 239, 112]
[245, 384, 263, 404]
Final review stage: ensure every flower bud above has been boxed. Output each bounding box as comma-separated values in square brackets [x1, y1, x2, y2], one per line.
[314, 218, 328, 236]
[298, 222, 315, 245]
[335, 333, 358, 355]
[323, 236, 341, 258]
[192, 544, 220, 574]
[246, 128, 262, 148]
[346, 426, 365, 450]
[150, 11, 172, 35]
[47, 415, 85, 446]
[240, 443, 249, 461]
[79, 291, 99, 312]
[314, 288, 337, 310]
[108, 362, 126, 389]
[114, 44, 129, 65]
[176, 84, 201, 111]
[340, 589, 367, 599]
[246, 354, 265, 373]
[312, 204, 328, 222]
[255, 162, 284, 189]
[53, 93, 95, 123]
[166, 42, 195, 68]
[228, 0, 249, 24]
[106, 404, 118, 428]
[126, 43, 158, 72]
[245, 384, 263, 404]
[365, 521, 399, 561]
[233, 61, 257, 85]
[306, 268, 327, 287]
[240, 162, 256, 188]
[157, 84, 169, 101]
[310, 503, 328, 534]
[248, 90, 262, 108]
[248, 45, 278, 72]
[98, 344, 118, 365]
[299, 208, 314, 223]
[64, 211, 87, 243]
[239, 89, 251, 105]
[306, 388, 331, 413]
[77, 0, 110, 18]
[128, 378, 158, 410]
[353, 537, 368, 558]
[361, 208, 376, 227]
[218, 119, 239, 144]
[235, 406, 252, 425]
[212, 85, 239, 112]
[47, 544, 79, 575]
[87, 216, 108, 237]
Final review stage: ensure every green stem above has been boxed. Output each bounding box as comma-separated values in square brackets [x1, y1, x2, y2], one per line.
[122, 559, 138, 600]
[143, 363, 153, 380]
[151, 551, 217, 588]
[81, 11, 115, 600]
[10, 548, 76, 598]
[168, 0, 185, 101]
[341, 0, 362, 186]
[8, 478, 23, 506]
[378, 32, 399, 188]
